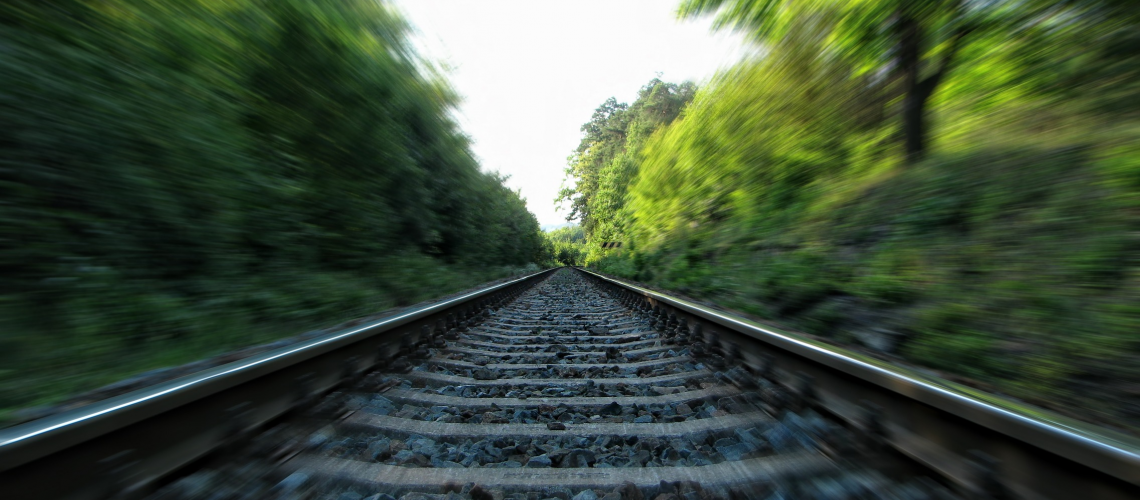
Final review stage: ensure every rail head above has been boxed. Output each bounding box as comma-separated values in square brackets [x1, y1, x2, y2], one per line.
[0, 267, 557, 475]
[575, 267, 1140, 494]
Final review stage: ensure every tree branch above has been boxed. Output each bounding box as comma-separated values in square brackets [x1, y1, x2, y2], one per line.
[922, 24, 972, 96]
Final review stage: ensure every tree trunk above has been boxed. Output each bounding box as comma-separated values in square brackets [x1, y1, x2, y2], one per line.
[903, 78, 927, 163]
[897, 9, 968, 165]
[898, 14, 926, 164]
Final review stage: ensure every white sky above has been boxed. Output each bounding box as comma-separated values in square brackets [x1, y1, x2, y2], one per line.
[390, 0, 750, 228]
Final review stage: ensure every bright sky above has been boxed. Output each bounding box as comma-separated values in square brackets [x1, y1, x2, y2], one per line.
[390, 0, 750, 229]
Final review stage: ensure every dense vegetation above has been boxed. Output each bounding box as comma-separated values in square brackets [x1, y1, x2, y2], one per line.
[558, 79, 696, 245]
[0, 0, 545, 421]
[562, 0, 1140, 428]
[543, 226, 588, 267]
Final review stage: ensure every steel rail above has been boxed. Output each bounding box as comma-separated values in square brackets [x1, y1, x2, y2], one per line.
[576, 267, 1140, 500]
[0, 267, 556, 500]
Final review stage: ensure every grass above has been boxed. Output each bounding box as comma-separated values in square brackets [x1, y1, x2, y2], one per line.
[593, 146, 1140, 432]
[0, 256, 538, 425]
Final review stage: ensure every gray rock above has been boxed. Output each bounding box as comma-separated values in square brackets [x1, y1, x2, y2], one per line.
[713, 437, 737, 449]
[687, 451, 712, 466]
[545, 487, 573, 500]
[369, 438, 392, 461]
[633, 415, 654, 423]
[685, 431, 709, 447]
[561, 448, 596, 468]
[393, 449, 416, 464]
[631, 449, 652, 465]
[616, 482, 644, 500]
[369, 395, 397, 415]
[338, 493, 364, 500]
[527, 454, 553, 467]
[716, 441, 756, 461]
[470, 486, 494, 500]
[272, 472, 309, 495]
[460, 453, 478, 467]
[696, 404, 716, 419]
[600, 401, 623, 416]
[408, 437, 438, 455]
[735, 427, 767, 448]
[572, 490, 599, 500]
[474, 369, 498, 380]
[782, 412, 824, 449]
[764, 425, 796, 452]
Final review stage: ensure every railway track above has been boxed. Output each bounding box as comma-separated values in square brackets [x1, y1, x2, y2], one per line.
[148, 269, 936, 500]
[1, 268, 1137, 499]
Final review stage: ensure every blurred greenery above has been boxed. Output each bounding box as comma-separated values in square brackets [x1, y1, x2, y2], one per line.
[562, 0, 1140, 428]
[0, 0, 546, 422]
[557, 79, 697, 249]
[542, 225, 587, 267]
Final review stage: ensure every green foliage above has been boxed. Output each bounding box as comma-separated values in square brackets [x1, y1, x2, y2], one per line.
[558, 79, 696, 259]
[629, 28, 886, 246]
[904, 302, 998, 380]
[543, 226, 587, 266]
[0, 0, 543, 420]
[566, 0, 1140, 427]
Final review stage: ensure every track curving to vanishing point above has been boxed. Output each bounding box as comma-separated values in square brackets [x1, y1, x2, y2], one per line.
[148, 270, 951, 500]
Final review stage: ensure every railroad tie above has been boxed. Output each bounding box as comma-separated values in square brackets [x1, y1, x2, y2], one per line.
[148, 269, 959, 500]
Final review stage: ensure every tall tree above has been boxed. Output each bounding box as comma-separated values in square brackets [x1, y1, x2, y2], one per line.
[558, 79, 695, 243]
[558, 97, 629, 235]
[0, 0, 546, 413]
[679, 0, 988, 163]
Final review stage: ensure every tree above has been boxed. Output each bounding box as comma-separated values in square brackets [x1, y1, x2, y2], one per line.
[558, 78, 695, 246]
[544, 225, 587, 266]
[0, 0, 546, 414]
[679, 0, 988, 163]
[557, 97, 629, 235]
